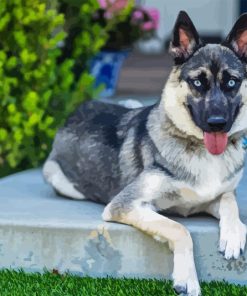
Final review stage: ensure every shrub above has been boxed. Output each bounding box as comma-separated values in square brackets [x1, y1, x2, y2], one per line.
[95, 0, 159, 50]
[0, 0, 107, 177]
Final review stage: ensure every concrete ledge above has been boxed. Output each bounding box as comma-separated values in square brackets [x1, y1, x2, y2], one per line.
[0, 168, 247, 284]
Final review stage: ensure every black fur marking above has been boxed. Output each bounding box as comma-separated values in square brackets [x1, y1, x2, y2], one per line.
[223, 163, 244, 182]
[55, 101, 131, 204]
[210, 60, 220, 82]
[153, 155, 197, 185]
[92, 113, 122, 149]
[135, 108, 151, 140]
[124, 105, 177, 179]
[188, 72, 210, 93]
[174, 47, 203, 66]
[233, 101, 242, 121]
[130, 106, 154, 170]
[147, 136, 196, 183]
[221, 70, 241, 93]
[152, 160, 174, 177]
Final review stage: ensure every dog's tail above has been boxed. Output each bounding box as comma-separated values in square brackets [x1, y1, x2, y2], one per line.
[43, 158, 85, 200]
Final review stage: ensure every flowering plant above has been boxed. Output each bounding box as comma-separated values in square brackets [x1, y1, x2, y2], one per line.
[94, 0, 159, 50]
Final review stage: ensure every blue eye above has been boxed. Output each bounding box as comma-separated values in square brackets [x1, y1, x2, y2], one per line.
[193, 80, 201, 87]
[228, 79, 236, 88]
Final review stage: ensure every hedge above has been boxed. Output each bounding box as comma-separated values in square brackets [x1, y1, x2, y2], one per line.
[0, 0, 108, 177]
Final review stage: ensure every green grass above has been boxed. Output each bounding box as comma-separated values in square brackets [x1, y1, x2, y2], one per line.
[0, 270, 246, 296]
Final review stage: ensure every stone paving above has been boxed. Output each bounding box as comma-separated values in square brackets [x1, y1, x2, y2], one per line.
[0, 168, 246, 284]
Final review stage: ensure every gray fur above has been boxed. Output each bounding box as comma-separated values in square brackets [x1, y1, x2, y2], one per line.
[43, 92, 245, 207]
[43, 42, 247, 206]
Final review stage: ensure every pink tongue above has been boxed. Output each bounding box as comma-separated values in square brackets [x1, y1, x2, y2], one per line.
[203, 132, 228, 155]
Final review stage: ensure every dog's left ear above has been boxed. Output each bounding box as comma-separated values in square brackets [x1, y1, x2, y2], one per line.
[169, 11, 202, 64]
[223, 13, 247, 60]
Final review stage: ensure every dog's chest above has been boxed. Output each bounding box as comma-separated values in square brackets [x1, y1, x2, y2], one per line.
[155, 153, 244, 215]
[178, 165, 242, 204]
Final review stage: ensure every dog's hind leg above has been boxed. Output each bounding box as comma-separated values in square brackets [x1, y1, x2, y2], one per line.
[43, 160, 86, 200]
[102, 171, 201, 296]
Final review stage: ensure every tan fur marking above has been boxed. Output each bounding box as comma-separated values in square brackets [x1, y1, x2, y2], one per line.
[162, 70, 203, 140]
[179, 28, 190, 49]
[102, 204, 200, 294]
[180, 188, 198, 200]
[188, 67, 211, 79]
[103, 205, 192, 251]
[240, 79, 247, 103]
[237, 31, 247, 53]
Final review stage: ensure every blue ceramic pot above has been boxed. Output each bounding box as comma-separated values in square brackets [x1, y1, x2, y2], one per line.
[90, 50, 130, 97]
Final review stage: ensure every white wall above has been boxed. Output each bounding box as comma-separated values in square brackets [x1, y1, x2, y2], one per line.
[140, 0, 239, 42]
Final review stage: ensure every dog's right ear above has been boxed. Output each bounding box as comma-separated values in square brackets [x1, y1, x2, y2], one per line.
[169, 11, 202, 64]
[222, 13, 247, 61]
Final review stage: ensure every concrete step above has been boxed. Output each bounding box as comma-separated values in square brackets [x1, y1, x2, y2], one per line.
[0, 168, 247, 284]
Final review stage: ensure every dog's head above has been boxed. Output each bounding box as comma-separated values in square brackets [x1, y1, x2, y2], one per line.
[163, 11, 247, 155]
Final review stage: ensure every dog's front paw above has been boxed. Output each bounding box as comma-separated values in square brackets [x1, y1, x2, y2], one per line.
[173, 271, 201, 296]
[219, 219, 247, 260]
[173, 278, 201, 296]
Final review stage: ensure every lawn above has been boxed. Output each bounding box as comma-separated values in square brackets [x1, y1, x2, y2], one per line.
[0, 270, 246, 296]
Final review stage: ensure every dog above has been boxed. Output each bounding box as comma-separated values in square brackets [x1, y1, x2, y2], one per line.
[43, 11, 247, 296]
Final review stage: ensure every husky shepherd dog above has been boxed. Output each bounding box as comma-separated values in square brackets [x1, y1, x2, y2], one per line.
[43, 11, 247, 296]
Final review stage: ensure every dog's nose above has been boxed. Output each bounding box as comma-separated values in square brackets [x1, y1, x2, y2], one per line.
[207, 116, 227, 131]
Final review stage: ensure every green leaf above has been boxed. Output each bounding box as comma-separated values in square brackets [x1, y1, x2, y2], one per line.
[0, 128, 7, 141]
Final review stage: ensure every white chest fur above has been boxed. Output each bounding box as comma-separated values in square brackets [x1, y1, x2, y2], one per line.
[182, 157, 242, 199]
[154, 147, 245, 215]
[177, 166, 243, 206]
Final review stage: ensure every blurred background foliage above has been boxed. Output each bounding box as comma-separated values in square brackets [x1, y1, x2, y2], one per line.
[0, 0, 132, 177]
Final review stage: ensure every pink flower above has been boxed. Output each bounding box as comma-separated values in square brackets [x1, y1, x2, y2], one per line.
[141, 21, 155, 31]
[98, 0, 107, 9]
[145, 8, 159, 30]
[132, 9, 144, 22]
[98, 0, 128, 15]
[108, 0, 128, 13]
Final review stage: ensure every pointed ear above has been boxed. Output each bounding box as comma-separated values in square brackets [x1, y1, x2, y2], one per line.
[222, 13, 247, 60]
[169, 11, 202, 64]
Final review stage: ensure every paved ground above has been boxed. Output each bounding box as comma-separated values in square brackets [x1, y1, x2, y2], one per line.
[0, 168, 247, 284]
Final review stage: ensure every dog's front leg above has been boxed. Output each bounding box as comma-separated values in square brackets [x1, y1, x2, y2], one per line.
[206, 192, 247, 259]
[102, 171, 201, 296]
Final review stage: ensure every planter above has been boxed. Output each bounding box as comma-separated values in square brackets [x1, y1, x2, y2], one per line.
[89, 50, 130, 97]
[135, 37, 163, 54]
